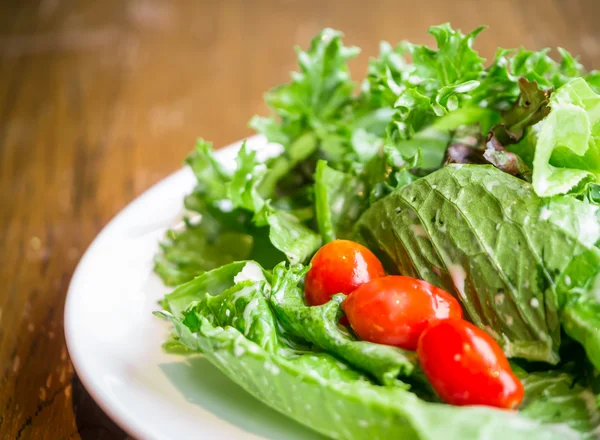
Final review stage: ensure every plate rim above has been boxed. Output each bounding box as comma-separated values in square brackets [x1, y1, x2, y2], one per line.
[63, 135, 262, 439]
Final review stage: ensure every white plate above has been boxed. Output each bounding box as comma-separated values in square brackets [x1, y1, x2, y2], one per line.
[64, 135, 324, 440]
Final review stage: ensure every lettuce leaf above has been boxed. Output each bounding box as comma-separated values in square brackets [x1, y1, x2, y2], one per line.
[563, 292, 600, 371]
[361, 41, 411, 109]
[374, 27, 600, 190]
[314, 160, 368, 242]
[227, 144, 267, 213]
[516, 365, 600, 435]
[406, 24, 485, 115]
[263, 206, 321, 265]
[532, 78, 600, 196]
[154, 24, 600, 438]
[153, 213, 278, 287]
[267, 263, 419, 387]
[154, 140, 288, 285]
[185, 139, 231, 201]
[156, 262, 596, 439]
[355, 165, 600, 364]
[156, 137, 321, 287]
[226, 142, 322, 264]
[250, 28, 359, 150]
[158, 26, 600, 289]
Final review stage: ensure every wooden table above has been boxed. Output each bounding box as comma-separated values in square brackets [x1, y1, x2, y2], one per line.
[1, 0, 599, 438]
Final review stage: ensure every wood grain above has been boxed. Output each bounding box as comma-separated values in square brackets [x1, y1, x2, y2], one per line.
[1, 0, 599, 438]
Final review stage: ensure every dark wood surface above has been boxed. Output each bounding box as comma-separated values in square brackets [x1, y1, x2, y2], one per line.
[1, 0, 599, 438]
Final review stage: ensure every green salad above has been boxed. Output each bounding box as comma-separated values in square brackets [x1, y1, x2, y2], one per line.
[154, 24, 600, 439]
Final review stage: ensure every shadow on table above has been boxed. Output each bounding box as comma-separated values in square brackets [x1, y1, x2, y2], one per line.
[159, 356, 327, 440]
[71, 374, 128, 439]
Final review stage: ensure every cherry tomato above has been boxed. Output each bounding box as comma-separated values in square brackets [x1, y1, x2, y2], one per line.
[341, 276, 462, 350]
[304, 240, 385, 306]
[417, 319, 524, 409]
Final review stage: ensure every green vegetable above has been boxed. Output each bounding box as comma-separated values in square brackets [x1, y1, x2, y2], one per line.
[154, 140, 286, 285]
[185, 139, 231, 201]
[154, 214, 274, 286]
[156, 25, 600, 288]
[406, 24, 486, 115]
[156, 263, 597, 439]
[263, 206, 322, 265]
[532, 78, 600, 196]
[517, 365, 600, 435]
[355, 165, 600, 364]
[314, 160, 368, 242]
[161, 261, 255, 316]
[227, 143, 267, 213]
[250, 28, 359, 151]
[268, 262, 418, 387]
[563, 294, 600, 371]
[155, 24, 600, 438]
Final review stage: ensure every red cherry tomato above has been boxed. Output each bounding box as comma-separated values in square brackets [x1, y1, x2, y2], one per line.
[304, 240, 385, 307]
[417, 319, 524, 409]
[342, 276, 462, 350]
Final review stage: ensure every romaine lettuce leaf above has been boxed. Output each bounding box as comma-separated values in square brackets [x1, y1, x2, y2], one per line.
[355, 165, 600, 364]
[267, 262, 418, 387]
[532, 78, 600, 197]
[161, 261, 257, 316]
[563, 293, 600, 371]
[156, 262, 595, 439]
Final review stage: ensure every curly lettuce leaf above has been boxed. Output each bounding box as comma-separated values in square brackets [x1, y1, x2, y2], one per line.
[375, 28, 600, 189]
[356, 165, 600, 364]
[227, 139, 316, 222]
[157, 29, 366, 282]
[158, 137, 320, 283]
[155, 141, 288, 285]
[510, 47, 600, 92]
[227, 143, 267, 213]
[154, 214, 276, 286]
[475, 46, 600, 108]
[406, 24, 485, 114]
[185, 139, 232, 201]
[250, 28, 359, 148]
[361, 41, 411, 108]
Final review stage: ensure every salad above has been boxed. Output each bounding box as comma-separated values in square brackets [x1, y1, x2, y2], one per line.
[154, 24, 600, 439]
